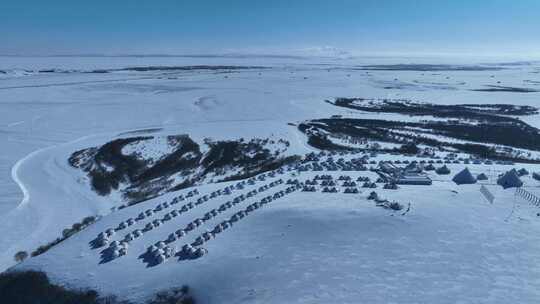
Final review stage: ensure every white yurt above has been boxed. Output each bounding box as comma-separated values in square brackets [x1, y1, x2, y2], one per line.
[111, 249, 120, 259]
[156, 254, 166, 264]
[167, 233, 177, 242]
[176, 229, 186, 237]
[105, 228, 115, 237]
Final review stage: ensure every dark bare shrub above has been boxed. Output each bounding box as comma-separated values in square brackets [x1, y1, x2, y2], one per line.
[14, 251, 28, 263]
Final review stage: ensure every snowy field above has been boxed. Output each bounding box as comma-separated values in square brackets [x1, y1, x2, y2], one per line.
[17, 156, 540, 304]
[2, 55, 540, 302]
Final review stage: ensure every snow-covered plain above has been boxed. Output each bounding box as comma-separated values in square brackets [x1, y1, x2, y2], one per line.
[17, 158, 540, 303]
[2, 55, 540, 303]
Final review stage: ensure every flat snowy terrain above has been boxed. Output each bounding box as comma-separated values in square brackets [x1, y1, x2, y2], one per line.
[17, 158, 540, 303]
[2, 55, 540, 303]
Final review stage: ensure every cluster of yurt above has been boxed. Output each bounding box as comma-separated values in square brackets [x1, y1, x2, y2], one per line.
[285, 185, 298, 193]
[318, 159, 340, 171]
[383, 183, 399, 190]
[246, 189, 258, 198]
[311, 163, 325, 171]
[202, 209, 219, 221]
[95, 228, 116, 247]
[342, 181, 357, 187]
[343, 187, 359, 194]
[123, 229, 143, 243]
[302, 185, 317, 192]
[286, 178, 300, 185]
[147, 242, 175, 264]
[168, 178, 282, 242]
[137, 209, 153, 220]
[171, 194, 185, 205]
[362, 181, 377, 188]
[109, 240, 129, 259]
[108, 180, 253, 247]
[229, 210, 246, 223]
[304, 152, 321, 162]
[117, 218, 136, 230]
[122, 169, 291, 260]
[321, 180, 336, 187]
[192, 186, 300, 252]
[181, 244, 207, 259]
[185, 189, 199, 198]
[336, 158, 366, 171]
[305, 180, 318, 185]
[315, 174, 333, 180]
[273, 179, 284, 186]
[193, 232, 213, 246]
[322, 187, 338, 193]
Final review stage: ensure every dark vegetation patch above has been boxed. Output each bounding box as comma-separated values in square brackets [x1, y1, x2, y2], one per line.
[0, 270, 105, 304]
[328, 98, 538, 119]
[30, 216, 98, 258]
[299, 118, 540, 162]
[471, 85, 539, 93]
[118, 128, 164, 136]
[356, 64, 503, 71]
[147, 286, 195, 304]
[0, 271, 195, 304]
[69, 135, 295, 204]
[116, 65, 267, 72]
[84, 69, 110, 74]
[9, 66, 267, 75]
[524, 80, 540, 85]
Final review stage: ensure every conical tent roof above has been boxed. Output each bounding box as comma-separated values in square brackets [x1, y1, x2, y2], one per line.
[452, 167, 477, 185]
[476, 173, 488, 180]
[497, 169, 523, 189]
[435, 165, 451, 175]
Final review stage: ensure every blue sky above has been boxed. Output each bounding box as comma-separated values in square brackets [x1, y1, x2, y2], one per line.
[1, 0, 539, 56]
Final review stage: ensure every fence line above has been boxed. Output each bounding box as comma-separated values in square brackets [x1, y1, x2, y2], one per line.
[515, 187, 540, 207]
